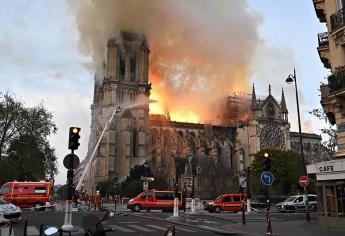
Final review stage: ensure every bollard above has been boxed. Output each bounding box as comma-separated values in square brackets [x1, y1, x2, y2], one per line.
[8, 223, 13, 236]
[39, 224, 44, 236]
[23, 220, 28, 236]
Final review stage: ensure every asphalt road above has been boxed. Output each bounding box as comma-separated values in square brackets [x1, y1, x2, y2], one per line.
[1, 205, 345, 236]
[0, 210, 219, 236]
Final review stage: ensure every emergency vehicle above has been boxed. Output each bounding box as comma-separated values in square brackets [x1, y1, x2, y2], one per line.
[0, 181, 52, 209]
[204, 193, 246, 213]
[127, 190, 182, 212]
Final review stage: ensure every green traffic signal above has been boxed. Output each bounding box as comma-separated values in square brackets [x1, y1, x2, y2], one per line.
[68, 127, 81, 150]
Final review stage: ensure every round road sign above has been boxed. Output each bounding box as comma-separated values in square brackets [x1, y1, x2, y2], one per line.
[63, 154, 80, 169]
[261, 171, 274, 186]
[299, 175, 309, 187]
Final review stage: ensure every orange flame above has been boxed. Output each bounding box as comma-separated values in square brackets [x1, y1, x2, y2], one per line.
[149, 71, 201, 123]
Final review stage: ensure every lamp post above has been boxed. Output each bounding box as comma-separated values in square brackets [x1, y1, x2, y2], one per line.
[286, 68, 310, 222]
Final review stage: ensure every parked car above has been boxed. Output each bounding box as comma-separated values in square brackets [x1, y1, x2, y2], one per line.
[127, 190, 182, 212]
[0, 199, 22, 224]
[204, 193, 246, 213]
[275, 194, 317, 212]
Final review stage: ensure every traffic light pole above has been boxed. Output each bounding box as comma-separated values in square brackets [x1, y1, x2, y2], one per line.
[62, 150, 75, 231]
[265, 185, 272, 235]
[191, 175, 195, 213]
[241, 186, 245, 225]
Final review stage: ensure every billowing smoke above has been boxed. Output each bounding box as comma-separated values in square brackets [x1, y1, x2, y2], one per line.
[69, 0, 262, 123]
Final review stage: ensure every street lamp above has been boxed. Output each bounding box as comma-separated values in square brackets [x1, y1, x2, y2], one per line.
[286, 68, 310, 222]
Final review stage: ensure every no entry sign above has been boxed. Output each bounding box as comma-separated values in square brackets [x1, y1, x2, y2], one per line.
[299, 175, 309, 187]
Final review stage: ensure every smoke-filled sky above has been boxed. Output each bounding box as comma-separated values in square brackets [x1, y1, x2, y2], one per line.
[0, 0, 329, 184]
[70, 0, 262, 122]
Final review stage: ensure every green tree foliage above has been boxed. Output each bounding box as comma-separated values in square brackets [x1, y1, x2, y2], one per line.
[250, 149, 303, 195]
[96, 179, 116, 197]
[0, 92, 58, 185]
[309, 108, 337, 158]
[56, 184, 68, 200]
[95, 163, 168, 198]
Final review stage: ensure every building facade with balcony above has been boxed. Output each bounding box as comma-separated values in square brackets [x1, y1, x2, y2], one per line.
[312, 0, 345, 228]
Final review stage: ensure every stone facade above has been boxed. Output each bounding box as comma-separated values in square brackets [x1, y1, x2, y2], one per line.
[76, 31, 329, 197]
[314, 0, 345, 158]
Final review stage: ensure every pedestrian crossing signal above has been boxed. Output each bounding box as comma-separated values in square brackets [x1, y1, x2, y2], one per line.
[68, 127, 81, 150]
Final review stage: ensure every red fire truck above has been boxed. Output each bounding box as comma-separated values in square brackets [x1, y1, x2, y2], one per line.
[0, 181, 52, 209]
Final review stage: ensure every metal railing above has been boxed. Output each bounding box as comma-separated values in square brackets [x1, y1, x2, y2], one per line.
[328, 69, 345, 93]
[330, 8, 345, 31]
[317, 32, 329, 47]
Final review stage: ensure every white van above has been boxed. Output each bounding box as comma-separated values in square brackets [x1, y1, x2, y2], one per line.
[275, 194, 317, 212]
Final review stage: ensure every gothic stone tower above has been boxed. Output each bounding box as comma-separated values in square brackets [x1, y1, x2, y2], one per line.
[85, 31, 151, 190]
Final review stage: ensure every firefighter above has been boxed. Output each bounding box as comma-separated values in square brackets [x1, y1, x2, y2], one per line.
[93, 190, 101, 212]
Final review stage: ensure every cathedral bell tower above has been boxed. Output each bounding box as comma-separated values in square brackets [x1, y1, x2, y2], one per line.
[90, 31, 151, 184]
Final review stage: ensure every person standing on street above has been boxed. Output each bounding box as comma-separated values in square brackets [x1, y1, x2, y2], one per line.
[93, 190, 101, 212]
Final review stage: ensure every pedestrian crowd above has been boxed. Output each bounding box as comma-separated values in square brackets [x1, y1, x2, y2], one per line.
[72, 190, 120, 212]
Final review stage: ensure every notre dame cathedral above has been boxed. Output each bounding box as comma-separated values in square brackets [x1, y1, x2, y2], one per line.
[75, 31, 329, 199]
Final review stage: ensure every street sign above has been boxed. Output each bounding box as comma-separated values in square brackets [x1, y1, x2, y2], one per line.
[63, 154, 80, 169]
[184, 177, 193, 187]
[239, 177, 247, 188]
[261, 171, 274, 186]
[141, 176, 154, 182]
[143, 181, 148, 191]
[299, 175, 309, 187]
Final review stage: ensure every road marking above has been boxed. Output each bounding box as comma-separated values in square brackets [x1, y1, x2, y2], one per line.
[109, 225, 135, 233]
[198, 225, 229, 233]
[0, 227, 12, 236]
[175, 226, 196, 232]
[127, 224, 155, 232]
[27, 226, 40, 235]
[146, 224, 168, 231]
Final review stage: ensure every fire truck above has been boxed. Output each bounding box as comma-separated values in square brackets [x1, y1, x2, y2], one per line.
[0, 181, 52, 209]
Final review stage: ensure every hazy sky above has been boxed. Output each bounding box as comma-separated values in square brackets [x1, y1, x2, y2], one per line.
[0, 0, 329, 184]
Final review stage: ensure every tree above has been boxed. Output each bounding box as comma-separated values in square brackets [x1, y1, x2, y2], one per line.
[250, 149, 303, 195]
[0, 92, 25, 158]
[56, 184, 68, 200]
[309, 108, 337, 158]
[96, 179, 116, 197]
[0, 92, 58, 185]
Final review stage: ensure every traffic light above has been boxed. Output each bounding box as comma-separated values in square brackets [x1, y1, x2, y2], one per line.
[263, 152, 271, 171]
[68, 127, 81, 150]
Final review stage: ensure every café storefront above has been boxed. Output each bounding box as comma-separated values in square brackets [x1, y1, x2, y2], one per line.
[307, 159, 345, 228]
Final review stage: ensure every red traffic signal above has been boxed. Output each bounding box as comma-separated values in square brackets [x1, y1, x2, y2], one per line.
[68, 127, 81, 150]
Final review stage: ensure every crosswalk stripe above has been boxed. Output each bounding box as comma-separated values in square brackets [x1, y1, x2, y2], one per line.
[127, 224, 155, 232]
[146, 224, 169, 231]
[0, 227, 15, 236]
[175, 226, 196, 232]
[109, 225, 135, 233]
[27, 226, 40, 235]
[1, 227, 10, 236]
[198, 225, 229, 233]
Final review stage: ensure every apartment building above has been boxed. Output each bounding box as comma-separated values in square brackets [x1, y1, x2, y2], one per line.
[311, 0, 345, 228]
